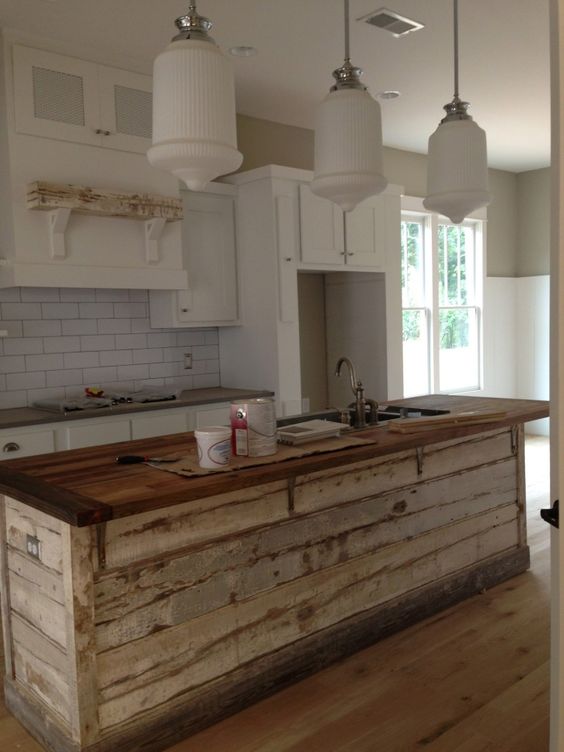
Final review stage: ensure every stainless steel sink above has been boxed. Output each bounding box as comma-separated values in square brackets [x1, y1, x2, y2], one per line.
[277, 405, 450, 429]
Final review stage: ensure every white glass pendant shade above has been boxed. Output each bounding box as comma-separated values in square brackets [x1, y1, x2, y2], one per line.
[148, 39, 242, 191]
[423, 117, 490, 224]
[311, 88, 387, 212]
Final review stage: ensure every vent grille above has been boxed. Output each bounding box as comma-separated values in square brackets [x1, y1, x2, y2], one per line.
[114, 85, 152, 139]
[360, 8, 424, 37]
[32, 66, 85, 126]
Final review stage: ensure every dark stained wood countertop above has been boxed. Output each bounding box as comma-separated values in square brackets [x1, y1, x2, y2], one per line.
[0, 395, 549, 527]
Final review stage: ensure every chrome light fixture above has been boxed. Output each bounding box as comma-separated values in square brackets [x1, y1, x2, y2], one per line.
[148, 3, 243, 191]
[423, 0, 490, 224]
[311, 0, 387, 212]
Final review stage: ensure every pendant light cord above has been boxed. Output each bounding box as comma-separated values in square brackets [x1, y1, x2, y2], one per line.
[453, 0, 459, 99]
[344, 0, 350, 62]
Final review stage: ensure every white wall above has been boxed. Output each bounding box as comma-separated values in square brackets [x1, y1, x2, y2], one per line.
[516, 276, 550, 435]
[478, 275, 549, 435]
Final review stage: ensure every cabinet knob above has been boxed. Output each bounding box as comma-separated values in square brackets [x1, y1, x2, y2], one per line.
[181, 308, 189, 313]
[347, 252, 355, 256]
[3, 442, 20, 453]
[284, 257, 293, 262]
[340, 251, 346, 256]
[95, 129, 112, 136]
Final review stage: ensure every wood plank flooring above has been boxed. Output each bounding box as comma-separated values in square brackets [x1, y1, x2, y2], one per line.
[0, 436, 552, 752]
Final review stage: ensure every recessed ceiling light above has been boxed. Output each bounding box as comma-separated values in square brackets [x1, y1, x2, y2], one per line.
[229, 46, 258, 57]
[377, 90, 401, 100]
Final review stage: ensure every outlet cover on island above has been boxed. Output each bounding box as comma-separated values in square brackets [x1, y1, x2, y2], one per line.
[184, 352, 193, 370]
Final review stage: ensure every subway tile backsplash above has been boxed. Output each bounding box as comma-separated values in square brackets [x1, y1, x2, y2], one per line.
[0, 288, 220, 409]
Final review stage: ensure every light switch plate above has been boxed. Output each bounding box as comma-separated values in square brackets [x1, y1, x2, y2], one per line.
[184, 352, 193, 370]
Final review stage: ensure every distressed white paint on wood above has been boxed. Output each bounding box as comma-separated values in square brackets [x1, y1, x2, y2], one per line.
[94, 458, 518, 650]
[5, 497, 63, 573]
[0, 497, 15, 678]
[27, 181, 183, 222]
[12, 638, 71, 724]
[7, 547, 65, 605]
[8, 569, 67, 649]
[294, 428, 513, 514]
[103, 481, 289, 568]
[96, 505, 519, 729]
[62, 524, 99, 746]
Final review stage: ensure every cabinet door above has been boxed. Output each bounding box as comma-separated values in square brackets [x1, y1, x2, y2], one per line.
[131, 410, 188, 440]
[98, 65, 153, 154]
[344, 194, 388, 269]
[177, 193, 238, 324]
[194, 404, 231, 428]
[12, 45, 102, 146]
[299, 184, 345, 265]
[0, 428, 55, 460]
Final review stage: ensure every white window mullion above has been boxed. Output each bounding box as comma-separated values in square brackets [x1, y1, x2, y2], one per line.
[429, 213, 441, 393]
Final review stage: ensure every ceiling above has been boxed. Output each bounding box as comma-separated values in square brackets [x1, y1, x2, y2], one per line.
[0, 0, 551, 172]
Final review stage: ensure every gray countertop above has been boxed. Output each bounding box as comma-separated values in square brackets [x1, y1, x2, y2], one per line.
[0, 388, 274, 430]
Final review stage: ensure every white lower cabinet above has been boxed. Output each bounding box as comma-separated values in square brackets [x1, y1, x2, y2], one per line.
[62, 418, 131, 450]
[194, 404, 231, 428]
[0, 401, 233, 460]
[0, 427, 55, 459]
[130, 410, 189, 440]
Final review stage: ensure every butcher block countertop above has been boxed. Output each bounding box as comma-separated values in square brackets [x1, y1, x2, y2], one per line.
[0, 395, 548, 527]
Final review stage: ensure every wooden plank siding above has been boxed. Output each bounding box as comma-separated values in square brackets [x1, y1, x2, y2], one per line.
[0, 425, 532, 752]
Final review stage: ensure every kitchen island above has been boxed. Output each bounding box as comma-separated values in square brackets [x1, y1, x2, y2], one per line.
[0, 395, 549, 752]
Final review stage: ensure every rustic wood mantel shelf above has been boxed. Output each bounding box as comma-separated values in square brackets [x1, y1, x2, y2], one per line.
[26, 180, 183, 261]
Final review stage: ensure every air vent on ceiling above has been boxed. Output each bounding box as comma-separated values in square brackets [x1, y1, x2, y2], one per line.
[359, 8, 424, 37]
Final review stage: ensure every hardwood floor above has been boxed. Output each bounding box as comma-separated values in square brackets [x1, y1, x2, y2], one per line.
[0, 437, 552, 752]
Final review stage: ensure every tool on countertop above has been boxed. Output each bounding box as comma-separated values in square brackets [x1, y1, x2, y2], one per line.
[115, 454, 185, 464]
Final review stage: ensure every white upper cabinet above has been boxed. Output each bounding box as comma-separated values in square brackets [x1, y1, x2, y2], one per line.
[299, 184, 345, 265]
[299, 183, 400, 270]
[97, 65, 153, 154]
[149, 187, 239, 328]
[0, 39, 185, 289]
[13, 45, 152, 155]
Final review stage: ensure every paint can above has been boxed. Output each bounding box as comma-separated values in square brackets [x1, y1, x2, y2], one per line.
[230, 398, 277, 457]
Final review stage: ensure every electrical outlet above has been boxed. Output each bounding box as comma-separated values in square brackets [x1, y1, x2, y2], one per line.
[26, 534, 41, 561]
[184, 352, 193, 370]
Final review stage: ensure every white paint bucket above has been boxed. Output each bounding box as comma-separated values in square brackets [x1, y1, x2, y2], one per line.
[194, 426, 232, 469]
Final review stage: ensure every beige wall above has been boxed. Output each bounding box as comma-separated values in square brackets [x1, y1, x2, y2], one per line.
[516, 167, 551, 276]
[236, 114, 522, 277]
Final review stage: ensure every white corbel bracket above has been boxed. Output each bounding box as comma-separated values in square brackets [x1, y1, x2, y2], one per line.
[144, 218, 167, 264]
[48, 208, 71, 260]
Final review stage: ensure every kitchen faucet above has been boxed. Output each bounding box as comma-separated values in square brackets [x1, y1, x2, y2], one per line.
[335, 357, 378, 428]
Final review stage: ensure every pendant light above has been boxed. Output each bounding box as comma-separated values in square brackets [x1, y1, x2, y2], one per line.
[423, 0, 490, 224]
[148, 3, 243, 191]
[311, 0, 387, 212]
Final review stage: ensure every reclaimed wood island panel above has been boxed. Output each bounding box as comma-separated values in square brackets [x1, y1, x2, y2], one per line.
[0, 395, 549, 752]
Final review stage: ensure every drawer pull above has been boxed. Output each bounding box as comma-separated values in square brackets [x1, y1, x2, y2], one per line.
[3, 442, 20, 453]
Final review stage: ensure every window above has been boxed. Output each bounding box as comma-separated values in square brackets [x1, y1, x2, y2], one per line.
[401, 198, 485, 397]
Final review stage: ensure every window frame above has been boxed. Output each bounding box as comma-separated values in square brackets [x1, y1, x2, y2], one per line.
[401, 196, 487, 395]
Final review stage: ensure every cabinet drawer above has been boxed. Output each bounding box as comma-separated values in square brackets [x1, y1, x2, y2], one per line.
[131, 411, 188, 440]
[194, 405, 231, 428]
[65, 420, 131, 449]
[0, 429, 55, 460]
